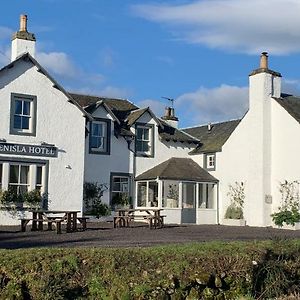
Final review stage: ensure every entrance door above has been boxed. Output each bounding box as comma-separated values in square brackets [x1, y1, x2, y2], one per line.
[181, 182, 196, 223]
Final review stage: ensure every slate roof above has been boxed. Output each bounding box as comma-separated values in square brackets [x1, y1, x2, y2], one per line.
[71, 92, 198, 144]
[135, 157, 218, 182]
[274, 93, 300, 124]
[183, 119, 240, 154]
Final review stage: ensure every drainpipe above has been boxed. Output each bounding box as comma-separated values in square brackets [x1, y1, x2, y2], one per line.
[216, 182, 220, 225]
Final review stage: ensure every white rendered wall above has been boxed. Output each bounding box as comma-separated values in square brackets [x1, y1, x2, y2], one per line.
[0, 60, 86, 225]
[208, 72, 281, 227]
[271, 100, 300, 218]
[11, 39, 35, 61]
[134, 113, 196, 176]
[84, 106, 133, 205]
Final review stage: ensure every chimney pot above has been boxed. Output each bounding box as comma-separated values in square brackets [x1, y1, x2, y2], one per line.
[20, 15, 27, 32]
[260, 52, 268, 69]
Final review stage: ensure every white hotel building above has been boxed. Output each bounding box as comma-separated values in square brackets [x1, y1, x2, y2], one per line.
[1, 16, 300, 227]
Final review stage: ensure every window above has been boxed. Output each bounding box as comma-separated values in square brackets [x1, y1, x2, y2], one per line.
[0, 163, 2, 190]
[135, 124, 154, 157]
[137, 181, 158, 207]
[198, 183, 214, 209]
[205, 153, 216, 170]
[111, 176, 130, 205]
[36, 166, 43, 191]
[9, 164, 30, 194]
[89, 120, 110, 154]
[162, 180, 179, 208]
[10, 93, 37, 136]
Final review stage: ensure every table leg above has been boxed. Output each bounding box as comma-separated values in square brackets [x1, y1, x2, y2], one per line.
[31, 212, 38, 231]
[72, 212, 77, 231]
[66, 213, 72, 232]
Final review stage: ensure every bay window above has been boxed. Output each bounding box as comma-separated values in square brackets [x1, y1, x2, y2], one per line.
[137, 181, 158, 207]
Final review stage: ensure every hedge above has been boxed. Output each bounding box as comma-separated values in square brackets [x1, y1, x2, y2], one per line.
[1, 240, 300, 299]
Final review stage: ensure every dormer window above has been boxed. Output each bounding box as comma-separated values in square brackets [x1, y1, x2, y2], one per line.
[135, 123, 154, 157]
[89, 118, 110, 155]
[10, 93, 37, 136]
[205, 153, 216, 171]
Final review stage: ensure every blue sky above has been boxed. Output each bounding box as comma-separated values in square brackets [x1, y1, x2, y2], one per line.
[1, 0, 300, 128]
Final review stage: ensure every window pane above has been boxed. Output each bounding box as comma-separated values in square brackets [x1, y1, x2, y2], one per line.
[136, 140, 142, 151]
[92, 123, 99, 136]
[162, 181, 179, 208]
[9, 165, 19, 183]
[182, 183, 196, 208]
[206, 184, 214, 209]
[137, 182, 147, 207]
[137, 128, 143, 140]
[23, 101, 31, 116]
[143, 128, 149, 140]
[20, 166, 29, 184]
[14, 116, 22, 129]
[36, 166, 43, 185]
[198, 183, 205, 208]
[142, 141, 149, 152]
[148, 181, 158, 207]
[15, 100, 22, 114]
[22, 116, 30, 129]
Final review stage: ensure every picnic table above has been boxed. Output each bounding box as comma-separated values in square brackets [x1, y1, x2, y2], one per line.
[20, 210, 88, 234]
[113, 208, 165, 229]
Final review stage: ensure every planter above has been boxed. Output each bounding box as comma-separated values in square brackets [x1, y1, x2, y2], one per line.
[277, 222, 300, 230]
[222, 218, 246, 226]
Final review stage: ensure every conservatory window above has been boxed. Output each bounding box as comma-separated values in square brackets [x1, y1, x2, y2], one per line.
[137, 181, 158, 207]
[162, 181, 179, 208]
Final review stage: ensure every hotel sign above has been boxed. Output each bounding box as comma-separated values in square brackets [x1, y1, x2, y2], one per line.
[0, 143, 58, 158]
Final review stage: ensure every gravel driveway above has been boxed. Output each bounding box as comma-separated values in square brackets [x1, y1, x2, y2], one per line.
[1, 222, 300, 249]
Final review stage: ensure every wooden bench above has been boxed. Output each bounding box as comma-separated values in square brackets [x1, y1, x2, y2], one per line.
[20, 218, 64, 234]
[113, 215, 130, 228]
[77, 217, 89, 230]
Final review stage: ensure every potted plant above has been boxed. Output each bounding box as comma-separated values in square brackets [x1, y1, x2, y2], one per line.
[271, 180, 300, 230]
[23, 189, 43, 209]
[223, 182, 246, 226]
[83, 182, 111, 219]
[0, 188, 24, 209]
[112, 194, 131, 210]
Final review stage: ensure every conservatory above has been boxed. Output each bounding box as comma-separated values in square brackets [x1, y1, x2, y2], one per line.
[135, 157, 218, 224]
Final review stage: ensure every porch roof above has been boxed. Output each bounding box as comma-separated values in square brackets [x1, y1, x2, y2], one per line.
[135, 157, 218, 182]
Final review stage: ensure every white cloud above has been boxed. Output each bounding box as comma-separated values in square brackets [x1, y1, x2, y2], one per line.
[0, 26, 13, 40]
[177, 84, 249, 125]
[132, 0, 300, 55]
[136, 99, 166, 116]
[37, 51, 78, 78]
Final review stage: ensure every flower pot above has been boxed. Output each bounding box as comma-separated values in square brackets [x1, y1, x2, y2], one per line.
[222, 218, 246, 226]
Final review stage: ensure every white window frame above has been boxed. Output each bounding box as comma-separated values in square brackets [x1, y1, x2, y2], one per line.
[10, 93, 37, 136]
[8, 164, 30, 194]
[136, 180, 159, 208]
[111, 175, 130, 202]
[135, 123, 154, 157]
[89, 119, 110, 155]
[205, 153, 216, 171]
[0, 160, 47, 194]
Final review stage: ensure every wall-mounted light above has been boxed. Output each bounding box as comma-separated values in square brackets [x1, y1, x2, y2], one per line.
[65, 165, 72, 170]
[40, 141, 55, 147]
[0, 138, 7, 143]
[124, 135, 134, 150]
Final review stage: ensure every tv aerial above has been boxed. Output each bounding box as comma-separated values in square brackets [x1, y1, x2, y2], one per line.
[161, 96, 175, 108]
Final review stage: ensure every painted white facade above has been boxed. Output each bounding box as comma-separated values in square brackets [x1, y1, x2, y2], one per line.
[0, 59, 86, 225]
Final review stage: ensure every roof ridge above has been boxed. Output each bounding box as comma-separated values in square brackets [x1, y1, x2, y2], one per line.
[182, 118, 241, 130]
[69, 91, 130, 102]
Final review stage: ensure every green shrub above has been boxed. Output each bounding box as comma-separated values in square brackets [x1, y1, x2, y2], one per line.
[0, 241, 300, 299]
[225, 204, 244, 219]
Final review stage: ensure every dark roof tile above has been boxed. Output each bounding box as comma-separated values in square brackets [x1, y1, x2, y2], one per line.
[274, 94, 300, 124]
[135, 157, 218, 182]
[183, 119, 240, 154]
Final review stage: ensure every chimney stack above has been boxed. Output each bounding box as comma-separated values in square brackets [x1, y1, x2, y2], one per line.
[260, 52, 268, 69]
[162, 106, 179, 128]
[20, 15, 28, 32]
[11, 14, 36, 61]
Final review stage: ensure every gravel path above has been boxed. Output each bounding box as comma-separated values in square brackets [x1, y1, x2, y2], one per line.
[1, 222, 300, 249]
